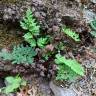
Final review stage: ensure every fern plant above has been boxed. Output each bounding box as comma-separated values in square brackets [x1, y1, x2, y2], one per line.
[62, 26, 80, 42]
[1, 75, 26, 94]
[55, 54, 84, 80]
[37, 37, 48, 48]
[20, 8, 40, 47]
[0, 45, 37, 64]
[20, 8, 50, 48]
[90, 19, 96, 37]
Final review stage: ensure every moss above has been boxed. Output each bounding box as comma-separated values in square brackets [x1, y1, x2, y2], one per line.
[0, 24, 23, 48]
[0, 31, 23, 48]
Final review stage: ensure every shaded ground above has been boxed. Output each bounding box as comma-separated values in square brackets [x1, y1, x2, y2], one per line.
[0, 24, 23, 48]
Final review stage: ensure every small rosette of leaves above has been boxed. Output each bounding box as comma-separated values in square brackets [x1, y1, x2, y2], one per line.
[55, 54, 84, 80]
[62, 26, 80, 42]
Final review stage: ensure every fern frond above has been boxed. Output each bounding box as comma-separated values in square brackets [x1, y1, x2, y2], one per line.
[37, 37, 48, 48]
[20, 8, 40, 35]
[56, 65, 78, 81]
[20, 8, 40, 47]
[55, 54, 84, 80]
[62, 26, 80, 42]
[0, 45, 37, 64]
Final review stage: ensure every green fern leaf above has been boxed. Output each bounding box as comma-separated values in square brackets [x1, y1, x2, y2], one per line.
[55, 54, 84, 80]
[62, 26, 80, 42]
[28, 39, 36, 47]
[20, 8, 40, 47]
[0, 45, 37, 64]
[20, 21, 28, 30]
[23, 33, 33, 39]
[55, 54, 84, 76]
[37, 37, 48, 48]
[56, 65, 78, 80]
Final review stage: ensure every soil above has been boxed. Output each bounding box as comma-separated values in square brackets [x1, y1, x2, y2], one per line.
[0, 0, 96, 96]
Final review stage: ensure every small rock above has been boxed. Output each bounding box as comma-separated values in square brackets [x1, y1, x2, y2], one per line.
[75, 0, 81, 3]
[40, 71, 45, 77]
[90, 0, 96, 3]
[40, 12, 46, 17]
[83, 58, 96, 68]
[52, 25, 60, 32]
[83, 10, 96, 23]
[35, 12, 41, 18]
[39, 80, 51, 95]
[4, 65, 12, 71]
[32, 0, 43, 5]
[32, 7, 36, 12]
[50, 81, 77, 96]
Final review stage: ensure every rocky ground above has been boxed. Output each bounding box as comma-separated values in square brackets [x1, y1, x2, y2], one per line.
[0, 0, 96, 96]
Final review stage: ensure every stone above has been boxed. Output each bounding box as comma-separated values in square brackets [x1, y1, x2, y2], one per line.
[83, 10, 96, 23]
[82, 58, 96, 68]
[35, 12, 41, 18]
[50, 81, 77, 96]
[90, 0, 96, 3]
[52, 25, 60, 32]
[41, 12, 46, 17]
